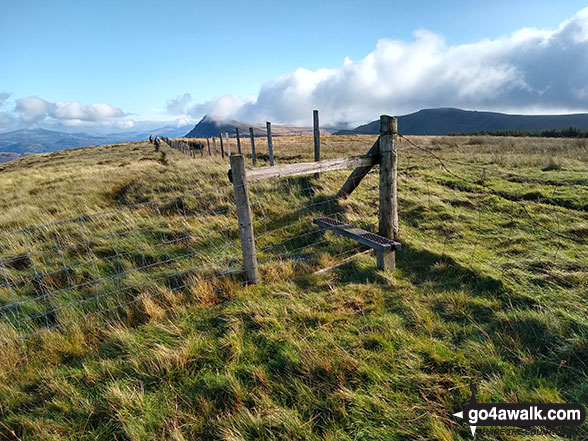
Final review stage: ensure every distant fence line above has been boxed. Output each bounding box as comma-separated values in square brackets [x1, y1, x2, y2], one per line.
[1, 109, 587, 363]
[160, 110, 360, 164]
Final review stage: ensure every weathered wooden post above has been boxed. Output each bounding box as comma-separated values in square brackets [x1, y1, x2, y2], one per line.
[313, 109, 321, 178]
[219, 133, 225, 159]
[249, 127, 256, 165]
[266, 121, 274, 166]
[207, 138, 211, 156]
[225, 132, 230, 156]
[230, 154, 259, 284]
[236, 127, 242, 154]
[377, 115, 398, 271]
[212, 137, 217, 157]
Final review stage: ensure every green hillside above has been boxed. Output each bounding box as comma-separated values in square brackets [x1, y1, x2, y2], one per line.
[0, 135, 587, 440]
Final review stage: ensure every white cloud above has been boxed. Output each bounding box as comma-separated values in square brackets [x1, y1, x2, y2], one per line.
[15, 97, 52, 122]
[166, 93, 192, 115]
[0, 92, 9, 106]
[181, 6, 588, 126]
[15, 97, 126, 123]
[188, 95, 248, 121]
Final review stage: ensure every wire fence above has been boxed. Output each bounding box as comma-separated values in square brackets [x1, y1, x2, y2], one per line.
[1, 129, 587, 361]
[0, 186, 243, 346]
[395, 134, 588, 294]
[0, 167, 377, 351]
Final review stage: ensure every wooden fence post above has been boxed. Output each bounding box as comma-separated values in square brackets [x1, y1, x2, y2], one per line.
[225, 132, 230, 156]
[230, 154, 259, 284]
[266, 121, 274, 166]
[207, 138, 211, 156]
[236, 127, 242, 154]
[313, 109, 320, 178]
[377, 115, 398, 271]
[219, 133, 225, 159]
[213, 137, 217, 157]
[249, 127, 256, 165]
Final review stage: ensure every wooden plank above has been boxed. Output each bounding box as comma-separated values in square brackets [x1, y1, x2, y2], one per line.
[246, 155, 377, 182]
[313, 217, 401, 252]
[230, 155, 259, 284]
[336, 139, 379, 198]
[236, 127, 242, 154]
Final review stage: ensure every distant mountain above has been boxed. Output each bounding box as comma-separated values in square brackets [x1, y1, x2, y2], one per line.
[0, 129, 115, 155]
[185, 115, 330, 138]
[105, 125, 194, 142]
[336, 108, 588, 135]
[0, 125, 193, 161]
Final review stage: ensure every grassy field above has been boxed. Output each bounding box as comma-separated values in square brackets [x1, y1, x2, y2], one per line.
[0, 134, 587, 440]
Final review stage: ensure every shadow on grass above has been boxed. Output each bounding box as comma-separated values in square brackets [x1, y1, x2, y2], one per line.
[396, 244, 504, 295]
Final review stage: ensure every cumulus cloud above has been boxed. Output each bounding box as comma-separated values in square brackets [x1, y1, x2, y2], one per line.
[188, 95, 248, 121]
[15, 97, 126, 123]
[181, 7, 588, 126]
[166, 93, 192, 115]
[0, 93, 18, 131]
[0, 92, 9, 106]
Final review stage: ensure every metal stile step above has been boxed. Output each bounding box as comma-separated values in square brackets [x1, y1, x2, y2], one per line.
[313, 217, 401, 252]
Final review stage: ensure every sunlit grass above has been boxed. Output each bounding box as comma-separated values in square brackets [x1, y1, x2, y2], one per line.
[0, 135, 586, 440]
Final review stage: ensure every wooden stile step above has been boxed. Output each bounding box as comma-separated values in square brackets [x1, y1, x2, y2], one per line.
[313, 217, 401, 252]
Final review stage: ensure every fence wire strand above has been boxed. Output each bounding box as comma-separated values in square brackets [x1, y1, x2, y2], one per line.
[2, 131, 587, 367]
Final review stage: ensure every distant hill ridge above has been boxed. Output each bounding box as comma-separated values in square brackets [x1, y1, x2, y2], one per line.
[0, 125, 193, 163]
[185, 115, 330, 138]
[336, 108, 588, 135]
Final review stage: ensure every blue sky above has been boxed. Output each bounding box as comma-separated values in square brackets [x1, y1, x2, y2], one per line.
[2, 0, 588, 132]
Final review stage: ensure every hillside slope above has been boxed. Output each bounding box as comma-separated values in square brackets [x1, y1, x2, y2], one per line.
[0, 136, 587, 440]
[338, 107, 588, 135]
